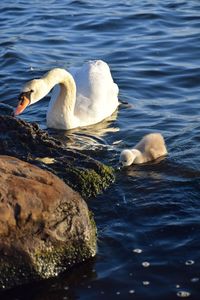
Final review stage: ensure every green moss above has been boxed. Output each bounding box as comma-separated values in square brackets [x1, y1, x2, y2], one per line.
[32, 241, 96, 279]
[0, 115, 115, 199]
[89, 210, 97, 234]
[97, 164, 115, 189]
[88, 210, 97, 249]
[0, 208, 97, 289]
[64, 163, 115, 198]
[31, 210, 97, 279]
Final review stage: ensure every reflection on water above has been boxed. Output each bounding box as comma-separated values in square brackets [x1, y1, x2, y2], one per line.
[49, 110, 119, 151]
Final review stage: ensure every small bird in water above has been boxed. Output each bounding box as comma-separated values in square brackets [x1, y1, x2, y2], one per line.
[120, 133, 168, 167]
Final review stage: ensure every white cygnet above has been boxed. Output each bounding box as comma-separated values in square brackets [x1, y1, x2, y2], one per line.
[120, 133, 168, 167]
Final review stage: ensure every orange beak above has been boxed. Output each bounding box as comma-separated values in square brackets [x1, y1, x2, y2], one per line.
[14, 95, 30, 116]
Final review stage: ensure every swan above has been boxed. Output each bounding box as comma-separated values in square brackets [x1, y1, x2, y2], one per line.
[14, 60, 119, 130]
[120, 133, 168, 166]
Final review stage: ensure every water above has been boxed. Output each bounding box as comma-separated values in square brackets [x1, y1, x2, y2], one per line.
[1, 0, 200, 299]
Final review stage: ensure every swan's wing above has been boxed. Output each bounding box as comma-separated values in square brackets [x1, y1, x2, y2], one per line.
[148, 148, 159, 160]
[73, 60, 119, 121]
[135, 133, 168, 159]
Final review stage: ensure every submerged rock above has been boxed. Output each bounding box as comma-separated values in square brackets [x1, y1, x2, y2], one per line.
[0, 115, 114, 198]
[0, 155, 96, 290]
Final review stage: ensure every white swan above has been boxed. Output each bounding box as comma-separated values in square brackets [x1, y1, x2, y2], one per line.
[120, 133, 168, 166]
[14, 60, 119, 130]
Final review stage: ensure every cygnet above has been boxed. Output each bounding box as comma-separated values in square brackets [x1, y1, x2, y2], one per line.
[120, 133, 168, 166]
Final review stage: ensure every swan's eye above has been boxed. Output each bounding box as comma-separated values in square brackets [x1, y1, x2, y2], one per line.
[122, 159, 128, 164]
[18, 90, 33, 105]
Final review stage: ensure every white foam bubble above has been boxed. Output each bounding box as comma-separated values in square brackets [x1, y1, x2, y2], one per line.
[143, 281, 150, 286]
[133, 248, 143, 253]
[142, 261, 150, 267]
[185, 260, 194, 265]
[177, 291, 191, 297]
[116, 291, 121, 295]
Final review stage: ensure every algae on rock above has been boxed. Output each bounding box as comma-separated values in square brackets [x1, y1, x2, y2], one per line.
[0, 155, 97, 290]
[0, 115, 115, 198]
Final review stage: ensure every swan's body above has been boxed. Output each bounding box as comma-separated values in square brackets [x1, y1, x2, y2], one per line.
[120, 133, 168, 166]
[15, 60, 119, 130]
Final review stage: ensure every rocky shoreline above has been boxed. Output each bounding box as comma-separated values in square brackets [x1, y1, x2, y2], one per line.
[0, 113, 115, 290]
[0, 115, 114, 198]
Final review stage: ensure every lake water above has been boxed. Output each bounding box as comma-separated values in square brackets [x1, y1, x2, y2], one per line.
[1, 0, 200, 299]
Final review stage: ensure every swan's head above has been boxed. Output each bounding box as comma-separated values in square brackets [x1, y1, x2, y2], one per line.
[120, 149, 142, 166]
[14, 79, 48, 116]
[119, 149, 135, 167]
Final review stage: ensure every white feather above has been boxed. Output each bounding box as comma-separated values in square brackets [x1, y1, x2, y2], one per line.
[21, 60, 119, 130]
[120, 133, 168, 166]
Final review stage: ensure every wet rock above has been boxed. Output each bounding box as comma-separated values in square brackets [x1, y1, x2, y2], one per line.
[0, 155, 96, 290]
[0, 115, 114, 198]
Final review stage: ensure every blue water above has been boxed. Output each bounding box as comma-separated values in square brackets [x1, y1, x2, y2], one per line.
[1, 0, 200, 299]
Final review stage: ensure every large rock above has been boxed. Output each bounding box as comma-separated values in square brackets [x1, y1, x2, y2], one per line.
[0, 155, 96, 290]
[0, 115, 114, 198]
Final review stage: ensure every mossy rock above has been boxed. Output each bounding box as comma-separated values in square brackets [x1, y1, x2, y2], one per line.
[0, 115, 115, 198]
[0, 155, 97, 290]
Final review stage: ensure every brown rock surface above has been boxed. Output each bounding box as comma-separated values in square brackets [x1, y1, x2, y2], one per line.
[0, 155, 96, 290]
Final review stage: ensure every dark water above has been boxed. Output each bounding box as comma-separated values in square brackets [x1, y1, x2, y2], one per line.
[1, 0, 200, 299]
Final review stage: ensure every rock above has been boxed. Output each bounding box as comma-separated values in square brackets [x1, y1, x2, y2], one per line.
[0, 115, 115, 198]
[0, 155, 96, 290]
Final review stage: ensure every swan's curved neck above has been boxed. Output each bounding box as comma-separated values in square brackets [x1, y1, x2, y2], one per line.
[44, 68, 76, 129]
[44, 68, 76, 109]
[132, 149, 144, 164]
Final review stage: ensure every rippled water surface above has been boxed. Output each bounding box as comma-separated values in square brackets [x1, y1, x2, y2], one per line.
[1, 0, 200, 299]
